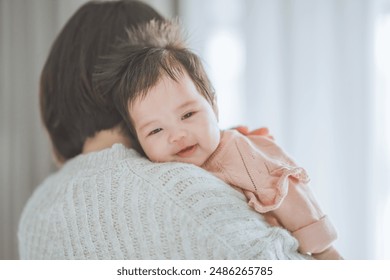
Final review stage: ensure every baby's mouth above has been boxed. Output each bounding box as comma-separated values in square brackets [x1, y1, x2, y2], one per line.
[176, 145, 197, 158]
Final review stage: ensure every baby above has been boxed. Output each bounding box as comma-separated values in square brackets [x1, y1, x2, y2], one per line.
[94, 20, 342, 259]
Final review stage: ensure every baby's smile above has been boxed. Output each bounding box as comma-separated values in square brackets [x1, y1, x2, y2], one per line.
[176, 144, 198, 158]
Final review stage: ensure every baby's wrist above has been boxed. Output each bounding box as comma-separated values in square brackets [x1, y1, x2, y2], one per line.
[311, 246, 343, 260]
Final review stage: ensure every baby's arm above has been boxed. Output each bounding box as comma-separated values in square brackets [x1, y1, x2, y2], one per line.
[203, 130, 341, 259]
[268, 179, 340, 258]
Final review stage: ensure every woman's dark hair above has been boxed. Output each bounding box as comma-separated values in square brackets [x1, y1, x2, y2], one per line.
[40, 0, 165, 161]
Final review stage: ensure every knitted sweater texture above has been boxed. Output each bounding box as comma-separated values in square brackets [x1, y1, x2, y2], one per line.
[18, 144, 310, 259]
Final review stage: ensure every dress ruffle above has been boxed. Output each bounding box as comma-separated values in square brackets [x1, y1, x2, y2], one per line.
[246, 165, 310, 213]
[202, 130, 310, 213]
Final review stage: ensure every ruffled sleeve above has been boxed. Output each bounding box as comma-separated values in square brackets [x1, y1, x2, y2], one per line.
[202, 130, 309, 213]
[202, 130, 337, 254]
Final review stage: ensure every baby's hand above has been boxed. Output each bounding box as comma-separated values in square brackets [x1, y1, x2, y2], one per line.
[235, 126, 274, 140]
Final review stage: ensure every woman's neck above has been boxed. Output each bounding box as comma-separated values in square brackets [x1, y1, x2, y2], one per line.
[82, 125, 132, 154]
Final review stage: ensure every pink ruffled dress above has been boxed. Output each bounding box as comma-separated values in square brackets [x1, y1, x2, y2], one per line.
[201, 129, 337, 254]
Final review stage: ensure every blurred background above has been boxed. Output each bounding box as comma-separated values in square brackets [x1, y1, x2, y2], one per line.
[1, 0, 389, 260]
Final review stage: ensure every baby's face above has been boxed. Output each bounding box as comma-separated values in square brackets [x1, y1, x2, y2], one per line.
[130, 72, 220, 166]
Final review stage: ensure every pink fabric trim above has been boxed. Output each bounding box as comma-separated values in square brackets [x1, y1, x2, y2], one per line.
[292, 216, 338, 254]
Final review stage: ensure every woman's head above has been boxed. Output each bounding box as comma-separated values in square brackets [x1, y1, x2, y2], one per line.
[40, 0, 164, 162]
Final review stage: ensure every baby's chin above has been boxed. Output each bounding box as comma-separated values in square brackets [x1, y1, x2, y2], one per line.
[172, 157, 203, 167]
[169, 155, 208, 167]
[148, 149, 211, 166]
[148, 156, 197, 165]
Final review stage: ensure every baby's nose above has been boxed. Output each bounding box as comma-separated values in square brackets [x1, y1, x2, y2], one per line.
[169, 128, 187, 143]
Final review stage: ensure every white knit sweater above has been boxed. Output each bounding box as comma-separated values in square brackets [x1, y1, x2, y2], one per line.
[18, 144, 310, 259]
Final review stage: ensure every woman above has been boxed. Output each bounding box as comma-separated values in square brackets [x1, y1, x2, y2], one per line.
[18, 0, 310, 260]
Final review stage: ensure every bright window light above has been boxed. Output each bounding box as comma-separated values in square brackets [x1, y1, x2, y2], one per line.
[205, 29, 245, 129]
[374, 13, 390, 259]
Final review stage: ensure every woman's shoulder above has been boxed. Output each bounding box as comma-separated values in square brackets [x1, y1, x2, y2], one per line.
[19, 144, 308, 259]
[26, 144, 242, 216]
[120, 156, 246, 208]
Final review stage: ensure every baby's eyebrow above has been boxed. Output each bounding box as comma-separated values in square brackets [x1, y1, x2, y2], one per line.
[138, 119, 157, 132]
[177, 100, 197, 111]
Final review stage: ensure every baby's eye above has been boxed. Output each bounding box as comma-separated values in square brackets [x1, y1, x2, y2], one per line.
[148, 128, 162, 136]
[182, 112, 195, 120]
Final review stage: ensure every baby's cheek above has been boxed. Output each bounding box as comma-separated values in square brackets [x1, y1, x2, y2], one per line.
[209, 124, 221, 150]
[147, 145, 170, 163]
[141, 142, 157, 161]
[209, 136, 220, 155]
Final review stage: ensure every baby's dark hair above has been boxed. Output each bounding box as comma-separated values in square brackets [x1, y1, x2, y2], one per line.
[93, 20, 216, 152]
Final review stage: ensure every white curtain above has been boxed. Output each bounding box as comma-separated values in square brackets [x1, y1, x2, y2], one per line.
[373, 0, 390, 259]
[180, 0, 390, 259]
[0, 0, 89, 260]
